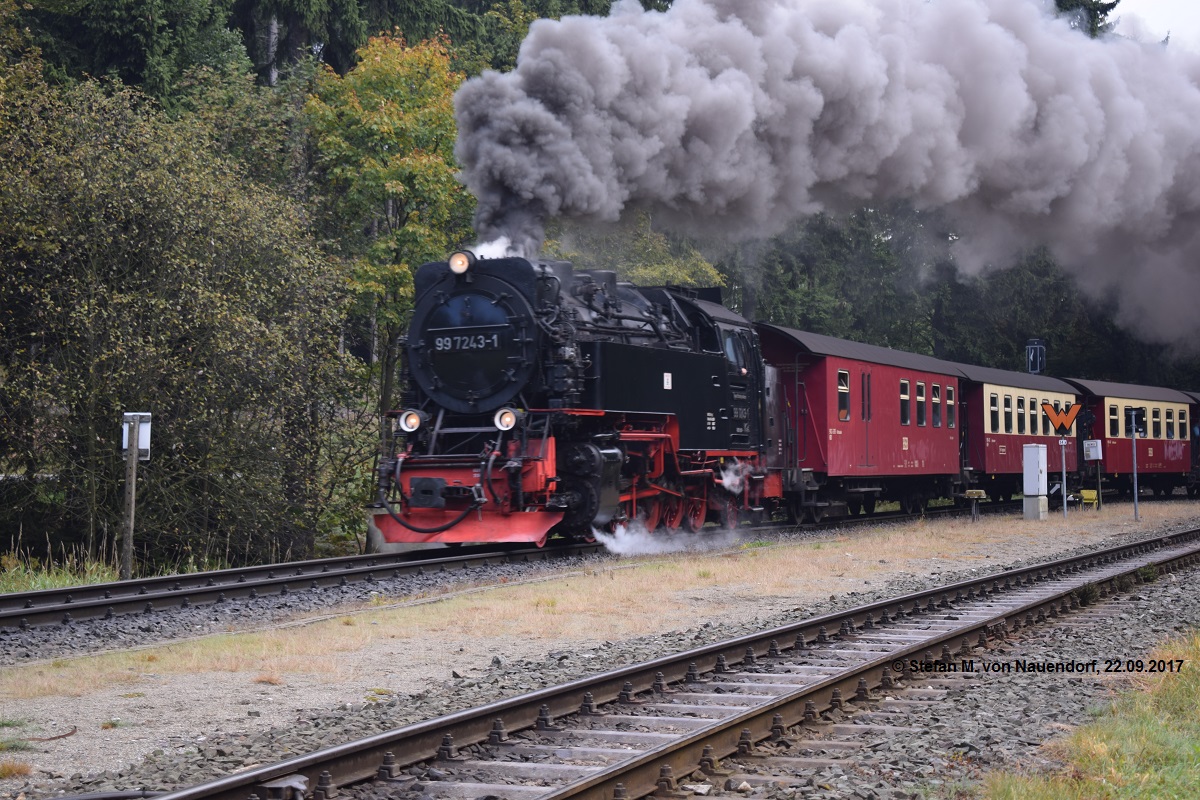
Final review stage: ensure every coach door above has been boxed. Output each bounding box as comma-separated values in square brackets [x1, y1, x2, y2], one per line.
[859, 369, 875, 467]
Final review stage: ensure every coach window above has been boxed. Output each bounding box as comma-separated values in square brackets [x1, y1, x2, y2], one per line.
[1180, 410, 1189, 441]
[1109, 404, 1119, 437]
[917, 382, 927, 426]
[989, 393, 999, 433]
[1003, 395, 1013, 434]
[1152, 408, 1162, 439]
[1124, 406, 1133, 438]
[837, 370, 851, 422]
[947, 386, 956, 428]
[1016, 397, 1026, 434]
[1042, 400, 1053, 436]
[932, 385, 942, 427]
[900, 380, 911, 425]
[1167, 409, 1175, 439]
[1029, 397, 1038, 435]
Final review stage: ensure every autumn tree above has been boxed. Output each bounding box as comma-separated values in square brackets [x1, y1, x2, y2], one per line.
[0, 44, 353, 566]
[306, 33, 475, 418]
[544, 212, 722, 287]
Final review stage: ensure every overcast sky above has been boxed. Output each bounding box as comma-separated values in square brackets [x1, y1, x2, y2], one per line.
[1114, 1, 1200, 49]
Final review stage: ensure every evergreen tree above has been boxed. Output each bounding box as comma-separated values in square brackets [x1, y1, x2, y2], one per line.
[1055, 0, 1120, 37]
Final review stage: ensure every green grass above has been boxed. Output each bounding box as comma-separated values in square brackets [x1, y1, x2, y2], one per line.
[0, 550, 120, 593]
[0, 549, 229, 593]
[0, 719, 30, 753]
[986, 631, 1200, 799]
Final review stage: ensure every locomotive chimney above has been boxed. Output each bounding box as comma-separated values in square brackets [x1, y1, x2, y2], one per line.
[545, 260, 574, 293]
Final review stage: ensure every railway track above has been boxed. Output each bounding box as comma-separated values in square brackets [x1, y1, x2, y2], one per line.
[136, 527, 1200, 800]
[0, 543, 600, 630]
[1, 500, 1020, 632]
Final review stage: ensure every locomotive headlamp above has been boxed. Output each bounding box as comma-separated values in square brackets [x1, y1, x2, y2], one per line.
[448, 250, 477, 274]
[398, 409, 429, 433]
[493, 407, 525, 431]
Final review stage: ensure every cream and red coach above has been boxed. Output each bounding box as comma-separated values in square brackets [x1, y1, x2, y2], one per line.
[955, 364, 1080, 502]
[1063, 379, 1192, 497]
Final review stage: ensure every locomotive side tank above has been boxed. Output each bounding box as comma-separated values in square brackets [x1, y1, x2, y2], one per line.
[373, 252, 778, 546]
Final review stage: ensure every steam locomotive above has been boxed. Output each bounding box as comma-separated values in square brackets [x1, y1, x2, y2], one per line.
[373, 250, 780, 546]
[372, 250, 1198, 548]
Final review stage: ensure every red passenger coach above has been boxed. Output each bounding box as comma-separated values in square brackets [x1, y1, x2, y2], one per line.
[1063, 379, 1192, 496]
[955, 365, 1080, 502]
[756, 325, 962, 519]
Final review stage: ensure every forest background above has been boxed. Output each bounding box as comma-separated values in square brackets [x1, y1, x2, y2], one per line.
[0, 0, 1186, 571]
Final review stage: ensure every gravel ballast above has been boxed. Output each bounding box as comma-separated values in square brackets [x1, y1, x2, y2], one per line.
[2, 505, 1199, 799]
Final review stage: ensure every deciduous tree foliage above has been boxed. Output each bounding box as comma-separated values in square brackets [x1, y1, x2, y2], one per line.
[544, 212, 722, 287]
[0, 49, 353, 565]
[306, 33, 475, 417]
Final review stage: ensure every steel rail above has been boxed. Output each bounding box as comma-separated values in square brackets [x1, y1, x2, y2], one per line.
[0, 542, 601, 629]
[0, 498, 1016, 630]
[140, 527, 1200, 800]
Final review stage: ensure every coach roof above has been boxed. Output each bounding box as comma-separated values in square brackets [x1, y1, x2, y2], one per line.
[1061, 378, 1194, 404]
[951, 363, 1078, 394]
[757, 324, 960, 376]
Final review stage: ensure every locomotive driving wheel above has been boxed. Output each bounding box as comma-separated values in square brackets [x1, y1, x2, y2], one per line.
[639, 497, 662, 532]
[660, 494, 684, 530]
[682, 498, 706, 532]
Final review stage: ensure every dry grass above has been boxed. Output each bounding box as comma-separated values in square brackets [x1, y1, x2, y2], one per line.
[0, 759, 32, 779]
[0, 502, 1193, 701]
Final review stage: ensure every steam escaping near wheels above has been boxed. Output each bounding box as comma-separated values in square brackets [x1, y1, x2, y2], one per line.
[720, 459, 752, 494]
[456, 0, 1200, 343]
[593, 520, 742, 556]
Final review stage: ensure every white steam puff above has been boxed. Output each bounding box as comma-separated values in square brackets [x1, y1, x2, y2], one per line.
[455, 0, 1200, 343]
[594, 519, 741, 555]
[472, 237, 516, 259]
[719, 459, 751, 494]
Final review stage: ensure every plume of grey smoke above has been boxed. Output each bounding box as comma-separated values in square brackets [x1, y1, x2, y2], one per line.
[455, 0, 1200, 342]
